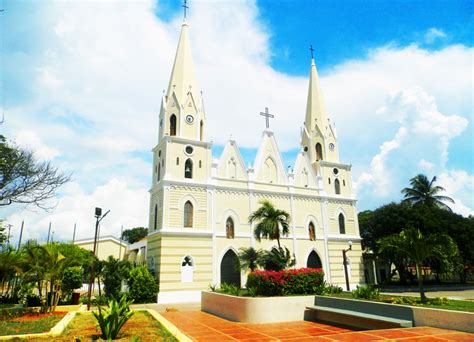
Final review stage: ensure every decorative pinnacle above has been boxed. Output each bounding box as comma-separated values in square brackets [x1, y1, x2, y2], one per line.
[309, 45, 314, 59]
[182, 0, 189, 20]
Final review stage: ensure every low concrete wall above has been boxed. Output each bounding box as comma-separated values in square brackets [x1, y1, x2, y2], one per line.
[202, 291, 315, 323]
[314, 296, 474, 333]
[412, 306, 474, 333]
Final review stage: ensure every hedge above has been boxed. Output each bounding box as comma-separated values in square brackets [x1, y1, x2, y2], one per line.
[246, 268, 324, 296]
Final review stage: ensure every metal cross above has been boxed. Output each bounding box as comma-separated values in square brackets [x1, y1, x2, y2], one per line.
[310, 45, 314, 59]
[182, 0, 189, 19]
[260, 107, 274, 129]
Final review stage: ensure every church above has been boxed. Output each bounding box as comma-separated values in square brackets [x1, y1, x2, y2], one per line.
[147, 16, 364, 303]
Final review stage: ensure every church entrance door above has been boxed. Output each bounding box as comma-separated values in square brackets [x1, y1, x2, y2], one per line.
[220, 250, 241, 287]
[307, 250, 323, 269]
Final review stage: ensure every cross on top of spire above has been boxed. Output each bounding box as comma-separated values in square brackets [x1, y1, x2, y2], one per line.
[260, 107, 274, 129]
[310, 45, 314, 59]
[182, 0, 189, 20]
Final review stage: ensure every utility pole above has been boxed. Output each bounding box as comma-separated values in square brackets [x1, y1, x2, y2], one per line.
[17, 220, 24, 251]
[87, 207, 110, 310]
[118, 225, 124, 260]
[342, 241, 353, 291]
[46, 222, 52, 243]
[72, 223, 76, 243]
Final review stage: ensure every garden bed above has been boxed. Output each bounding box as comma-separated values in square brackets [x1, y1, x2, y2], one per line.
[0, 311, 67, 336]
[26, 310, 177, 341]
[323, 292, 474, 312]
[202, 291, 316, 323]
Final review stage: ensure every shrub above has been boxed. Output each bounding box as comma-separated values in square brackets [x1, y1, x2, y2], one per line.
[128, 266, 158, 304]
[246, 268, 324, 296]
[352, 285, 380, 300]
[247, 286, 258, 297]
[258, 247, 296, 271]
[427, 297, 449, 306]
[220, 283, 240, 296]
[101, 257, 131, 300]
[208, 284, 217, 292]
[92, 295, 134, 340]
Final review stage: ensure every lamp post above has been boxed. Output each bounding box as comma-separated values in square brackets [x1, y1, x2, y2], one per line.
[342, 241, 353, 291]
[87, 207, 110, 310]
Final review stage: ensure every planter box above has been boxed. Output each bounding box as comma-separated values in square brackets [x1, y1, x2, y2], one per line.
[313, 295, 474, 333]
[201, 291, 315, 323]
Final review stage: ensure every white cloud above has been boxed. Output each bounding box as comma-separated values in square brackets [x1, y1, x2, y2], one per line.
[424, 28, 447, 44]
[6, 179, 148, 246]
[14, 130, 60, 160]
[437, 170, 474, 216]
[2, 0, 473, 237]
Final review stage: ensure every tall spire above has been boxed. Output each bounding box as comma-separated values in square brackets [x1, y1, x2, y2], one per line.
[304, 57, 329, 135]
[166, 21, 198, 104]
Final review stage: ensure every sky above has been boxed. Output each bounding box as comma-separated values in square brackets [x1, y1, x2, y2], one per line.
[1, 0, 473, 245]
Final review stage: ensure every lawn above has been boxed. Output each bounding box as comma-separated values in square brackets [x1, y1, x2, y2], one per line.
[30, 310, 177, 341]
[323, 292, 474, 312]
[0, 311, 66, 336]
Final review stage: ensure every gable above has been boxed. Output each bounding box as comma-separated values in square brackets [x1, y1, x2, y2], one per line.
[254, 131, 288, 185]
[293, 151, 318, 188]
[217, 140, 248, 180]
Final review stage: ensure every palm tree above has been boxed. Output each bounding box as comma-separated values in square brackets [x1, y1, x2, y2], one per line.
[238, 247, 262, 272]
[378, 227, 458, 303]
[401, 174, 454, 211]
[249, 200, 290, 249]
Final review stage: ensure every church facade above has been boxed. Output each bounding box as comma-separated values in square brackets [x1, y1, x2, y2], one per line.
[147, 19, 364, 303]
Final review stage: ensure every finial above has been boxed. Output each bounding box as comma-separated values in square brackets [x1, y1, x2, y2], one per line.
[309, 45, 314, 59]
[182, 0, 189, 20]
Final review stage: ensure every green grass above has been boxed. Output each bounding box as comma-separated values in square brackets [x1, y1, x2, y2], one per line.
[0, 303, 16, 309]
[322, 292, 474, 312]
[0, 313, 65, 336]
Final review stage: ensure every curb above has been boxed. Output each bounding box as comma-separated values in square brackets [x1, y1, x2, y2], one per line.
[145, 309, 192, 342]
[0, 311, 76, 341]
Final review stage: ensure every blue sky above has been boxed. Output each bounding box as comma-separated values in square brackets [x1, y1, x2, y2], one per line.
[1, 0, 473, 243]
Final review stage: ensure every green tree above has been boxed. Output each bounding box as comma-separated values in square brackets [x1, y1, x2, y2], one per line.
[378, 227, 459, 303]
[249, 200, 290, 248]
[0, 220, 7, 245]
[0, 245, 22, 296]
[62, 266, 83, 299]
[121, 227, 148, 244]
[100, 256, 131, 299]
[258, 247, 296, 271]
[401, 174, 455, 211]
[238, 247, 262, 272]
[128, 265, 158, 303]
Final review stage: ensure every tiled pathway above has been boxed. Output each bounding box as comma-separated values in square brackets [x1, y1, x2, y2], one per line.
[161, 311, 474, 341]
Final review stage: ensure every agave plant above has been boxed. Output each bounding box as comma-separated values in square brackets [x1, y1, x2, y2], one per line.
[93, 295, 134, 340]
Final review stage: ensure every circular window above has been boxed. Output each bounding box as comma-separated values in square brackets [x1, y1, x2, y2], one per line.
[303, 146, 308, 152]
[333, 168, 339, 176]
[329, 143, 335, 151]
[185, 146, 194, 155]
[185, 115, 194, 124]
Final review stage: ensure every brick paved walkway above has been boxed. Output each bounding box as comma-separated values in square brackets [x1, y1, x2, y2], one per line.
[161, 311, 474, 341]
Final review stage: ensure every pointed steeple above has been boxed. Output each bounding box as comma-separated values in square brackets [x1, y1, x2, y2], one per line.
[305, 58, 329, 134]
[166, 21, 198, 104]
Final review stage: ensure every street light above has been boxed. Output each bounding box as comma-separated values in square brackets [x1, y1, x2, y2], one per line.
[342, 241, 352, 291]
[87, 207, 110, 310]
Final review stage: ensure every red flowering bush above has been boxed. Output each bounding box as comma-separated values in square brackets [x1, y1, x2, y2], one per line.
[246, 268, 324, 296]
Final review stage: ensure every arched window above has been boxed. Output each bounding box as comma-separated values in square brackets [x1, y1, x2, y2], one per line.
[185, 159, 193, 179]
[181, 255, 194, 282]
[316, 143, 323, 161]
[226, 217, 234, 239]
[170, 114, 177, 136]
[200, 120, 204, 141]
[157, 164, 161, 182]
[335, 179, 341, 194]
[338, 213, 346, 234]
[307, 250, 323, 268]
[184, 201, 193, 227]
[154, 204, 158, 230]
[176, 157, 179, 165]
[264, 157, 277, 183]
[308, 222, 316, 241]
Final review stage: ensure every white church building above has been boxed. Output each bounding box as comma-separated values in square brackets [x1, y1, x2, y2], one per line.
[147, 17, 364, 303]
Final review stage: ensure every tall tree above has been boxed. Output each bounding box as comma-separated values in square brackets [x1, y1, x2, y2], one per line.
[0, 135, 70, 209]
[401, 174, 454, 211]
[378, 227, 459, 303]
[249, 200, 290, 249]
[121, 227, 148, 244]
